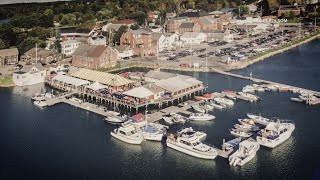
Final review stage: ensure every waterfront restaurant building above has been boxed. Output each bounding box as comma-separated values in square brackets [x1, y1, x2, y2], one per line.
[50, 74, 90, 91]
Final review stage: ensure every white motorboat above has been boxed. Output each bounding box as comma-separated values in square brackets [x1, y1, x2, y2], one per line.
[229, 138, 260, 166]
[170, 113, 188, 123]
[256, 120, 295, 148]
[290, 97, 304, 102]
[110, 122, 143, 145]
[163, 116, 174, 125]
[104, 115, 127, 125]
[139, 123, 166, 141]
[234, 123, 260, 132]
[34, 100, 47, 108]
[210, 102, 224, 110]
[265, 84, 278, 91]
[214, 97, 234, 106]
[229, 128, 252, 138]
[166, 132, 218, 160]
[238, 92, 259, 102]
[256, 87, 265, 92]
[225, 94, 237, 100]
[178, 127, 207, 141]
[189, 113, 215, 121]
[242, 86, 255, 93]
[44, 92, 55, 99]
[222, 137, 241, 151]
[247, 113, 270, 126]
[192, 104, 206, 113]
[107, 110, 121, 116]
[238, 118, 255, 125]
[31, 93, 46, 101]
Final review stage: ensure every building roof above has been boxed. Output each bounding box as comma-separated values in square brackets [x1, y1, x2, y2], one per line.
[85, 81, 108, 91]
[146, 84, 164, 93]
[18, 63, 45, 73]
[145, 70, 177, 80]
[0, 48, 18, 57]
[113, 19, 136, 25]
[24, 47, 55, 58]
[123, 86, 154, 98]
[61, 40, 79, 45]
[155, 75, 202, 93]
[130, 28, 153, 36]
[114, 45, 131, 52]
[180, 32, 206, 39]
[179, 22, 194, 29]
[71, 68, 134, 87]
[52, 74, 90, 87]
[72, 44, 107, 58]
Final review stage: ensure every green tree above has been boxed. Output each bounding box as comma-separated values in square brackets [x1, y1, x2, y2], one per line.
[113, 25, 127, 45]
[130, 24, 140, 30]
[308, 12, 318, 19]
[0, 39, 6, 49]
[60, 14, 77, 26]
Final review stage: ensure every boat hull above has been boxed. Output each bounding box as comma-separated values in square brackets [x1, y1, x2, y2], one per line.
[166, 141, 217, 160]
[110, 132, 143, 145]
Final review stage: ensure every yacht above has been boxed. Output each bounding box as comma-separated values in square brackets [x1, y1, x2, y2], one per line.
[229, 128, 252, 138]
[166, 131, 218, 160]
[222, 137, 241, 151]
[238, 92, 259, 102]
[214, 97, 234, 106]
[242, 86, 255, 93]
[31, 93, 46, 101]
[34, 100, 47, 108]
[229, 138, 260, 166]
[265, 84, 278, 91]
[290, 97, 304, 103]
[170, 113, 188, 123]
[138, 123, 166, 141]
[107, 110, 121, 116]
[44, 92, 55, 99]
[247, 113, 270, 126]
[256, 120, 295, 148]
[238, 118, 255, 125]
[189, 113, 215, 121]
[210, 102, 224, 110]
[178, 127, 207, 141]
[163, 116, 174, 125]
[110, 122, 143, 145]
[234, 123, 260, 132]
[104, 115, 127, 125]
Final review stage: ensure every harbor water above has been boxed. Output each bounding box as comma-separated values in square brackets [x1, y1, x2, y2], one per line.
[1, 40, 320, 179]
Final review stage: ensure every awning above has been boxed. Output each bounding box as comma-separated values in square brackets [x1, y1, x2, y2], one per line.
[85, 81, 108, 91]
[123, 87, 154, 98]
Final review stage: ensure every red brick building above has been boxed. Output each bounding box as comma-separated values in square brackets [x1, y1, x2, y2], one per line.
[178, 22, 201, 34]
[120, 29, 156, 57]
[72, 44, 117, 69]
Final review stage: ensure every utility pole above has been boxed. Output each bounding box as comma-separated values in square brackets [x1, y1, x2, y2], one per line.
[315, 17, 317, 33]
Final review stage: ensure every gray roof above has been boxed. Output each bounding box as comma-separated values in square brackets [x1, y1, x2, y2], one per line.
[18, 63, 45, 73]
[145, 70, 177, 80]
[114, 45, 130, 52]
[72, 44, 107, 58]
[154, 75, 203, 93]
[179, 22, 194, 29]
[0, 48, 18, 57]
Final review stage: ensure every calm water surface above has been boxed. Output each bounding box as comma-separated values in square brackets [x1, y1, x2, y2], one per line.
[1, 40, 320, 179]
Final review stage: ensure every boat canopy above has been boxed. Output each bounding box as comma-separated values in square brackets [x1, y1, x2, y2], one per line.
[265, 122, 280, 131]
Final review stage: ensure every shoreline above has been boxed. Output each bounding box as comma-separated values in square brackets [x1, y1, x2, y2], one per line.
[108, 31, 320, 73]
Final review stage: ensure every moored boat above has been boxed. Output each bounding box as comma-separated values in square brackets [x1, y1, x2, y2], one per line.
[256, 120, 295, 148]
[229, 138, 260, 166]
[110, 122, 143, 145]
[139, 123, 166, 141]
[229, 128, 252, 138]
[214, 97, 234, 107]
[170, 113, 188, 123]
[177, 127, 207, 141]
[222, 137, 241, 151]
[290, 97, 304, 103]
[104, 115, 127, 125]
[189, 113, 215, 121]
[247, 113, 270, 126]
[31, 93, 46, 101]
[34, 100, 47, 108]
[163, 116, 174, 125]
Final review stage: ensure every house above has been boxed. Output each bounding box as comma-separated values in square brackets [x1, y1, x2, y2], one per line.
[217, 14, 232, 29]
[278, 5, 301, 17]
[61, 40, 81, 56]
[72, 44, 117, 69]
[166, 18, 190, 33]
[87, 28, 106, 45]
[114, 45, 134, 59]
[21, 47, 59, 64]
[152, 33, 179, 52]
[166, 12, 177, 19]
[180, 32, 207, 45]
[12, 63, 46, 86]
[0, 48, 19, 66]
[193, 16, 218, 32]
[120, 28, 155, 57]
[178, 22, 201, 34]
[205, 30, 234, 42]
[147, 11, 160, 23]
